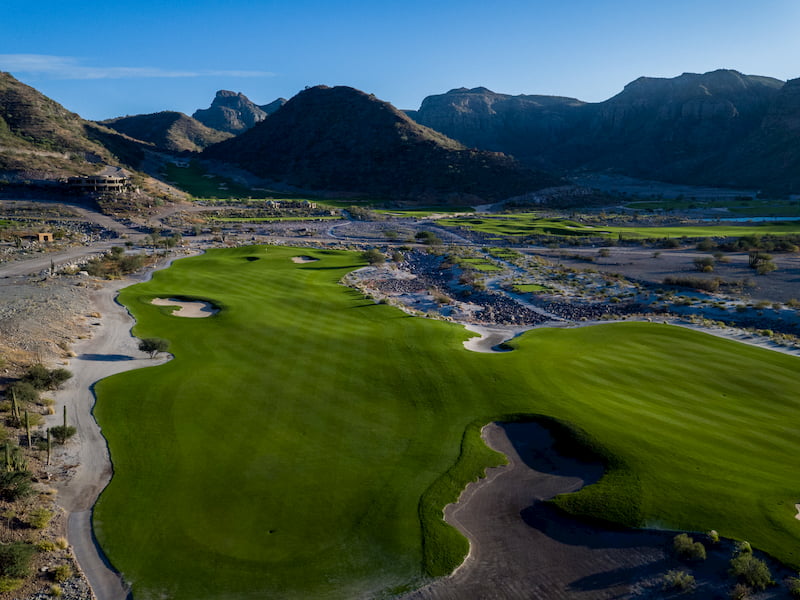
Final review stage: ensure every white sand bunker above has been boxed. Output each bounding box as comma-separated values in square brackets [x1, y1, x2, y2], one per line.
[463, 324, 533, 353]
[796, 504, 800, 521]
[151, 298, 218, 318]
[291, 256, 319, 263]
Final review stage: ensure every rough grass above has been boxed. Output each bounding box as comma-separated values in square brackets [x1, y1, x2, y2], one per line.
[94, 246, 800, 600]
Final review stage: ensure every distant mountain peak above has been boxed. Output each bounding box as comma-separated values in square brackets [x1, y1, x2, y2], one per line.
[193, 90, 285, 134]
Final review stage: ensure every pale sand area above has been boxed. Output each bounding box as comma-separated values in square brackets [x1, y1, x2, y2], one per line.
[291, 255, 319, 263]
[151, 297, 218, 317]
[462, 324, 536, 353]
[796, 504, 800, 521]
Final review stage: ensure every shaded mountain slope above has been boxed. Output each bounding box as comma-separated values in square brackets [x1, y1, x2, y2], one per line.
[203, 85, 559, 203]
[101, 111, 233, 153]
[0, 71, 146, 179]
[411, 70, 797, 193]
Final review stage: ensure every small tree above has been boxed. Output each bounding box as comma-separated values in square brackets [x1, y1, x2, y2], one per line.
[673, 533, 706, 561]
[730, 553, 773, 590]
[662, 569, 695, 592]
[360, 249, 385, 266]
[139, 338, 169, 359]
[693, 256, 715, 272]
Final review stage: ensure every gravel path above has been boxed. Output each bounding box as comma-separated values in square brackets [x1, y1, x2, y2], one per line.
[49, 255, 187, 600]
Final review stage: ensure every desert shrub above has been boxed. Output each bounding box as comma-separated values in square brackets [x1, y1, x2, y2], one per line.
[694, 256, 715, 272]
[730, 553, 772, 590]
[54, 537, 68, 550]
[0, 577, 23, 592]
[7, 381, 38, 404]
[697, 238, 717, 251]
[730, 582, 751, 599]
[22, 364, 51, 389]
[663, 276, 720, 292]
[36, 540, 56, 552]
[735, 540, 752, 554]
[662, 569, 695, 592]
[49, 583, 63, 597]
[21, 365, 72, 391]
[53, 563, 72, 582]
[756, 261, 777, 275]
[0, 471, 33, 501]
[415, 231, 442, 245]
[360, 248, 385, 265]
[50, 425, 77, 445]
[28, 508, 53, 529]
[0, 542, 36, 578]
[787, 576, 800, 598]
[673, 533, 706, 560]
[707, 529, 720, 544]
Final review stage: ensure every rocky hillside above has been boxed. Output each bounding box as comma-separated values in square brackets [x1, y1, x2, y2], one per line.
[705, 77, 800, 193]
[192, 90, 286, 134]
[203, 85, 559, 203]
[0, 71, 144, 181]
[411, 70, 797, 193]
[101, 111, 233, 153]
[409, 87, 585, 168]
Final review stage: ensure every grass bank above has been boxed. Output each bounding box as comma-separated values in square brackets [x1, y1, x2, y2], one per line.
[94, 246, 800, 599]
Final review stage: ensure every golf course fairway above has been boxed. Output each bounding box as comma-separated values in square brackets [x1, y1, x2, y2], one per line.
[93, 245, 800, 599]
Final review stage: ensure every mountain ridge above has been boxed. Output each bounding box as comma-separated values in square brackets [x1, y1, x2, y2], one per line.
[100, 111, 233, 153]
[410, 69, 798, 193]
[203, 85, 559, 203]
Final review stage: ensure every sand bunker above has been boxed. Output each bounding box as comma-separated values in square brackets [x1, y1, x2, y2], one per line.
[151, 298, 218, 318]
[796, 504, 800, 520]
[462, 324, 532, 353]
[291, 256, 319, 263]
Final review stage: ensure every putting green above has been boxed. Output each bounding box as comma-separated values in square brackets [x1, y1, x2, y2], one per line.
[93, 246, 800, 599]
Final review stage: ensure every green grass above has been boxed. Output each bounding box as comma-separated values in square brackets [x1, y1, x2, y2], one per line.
[513, 284, 551, 293]
[438, 213, 800, 239]
[626, 198, 800, 217]
[459, 258, 502, 272]
[94, 246, 800, 599]
[163, 162, 259, 199]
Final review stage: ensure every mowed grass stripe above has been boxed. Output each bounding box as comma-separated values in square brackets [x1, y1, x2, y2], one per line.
[93, 246, 800, 599]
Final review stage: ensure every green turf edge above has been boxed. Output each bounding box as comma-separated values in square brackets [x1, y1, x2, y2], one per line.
[418, 417, 507, 576]
[418, 412, 643, 577]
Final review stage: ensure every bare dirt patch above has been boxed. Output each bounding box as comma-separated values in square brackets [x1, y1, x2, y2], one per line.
[151, 297, 218, 318]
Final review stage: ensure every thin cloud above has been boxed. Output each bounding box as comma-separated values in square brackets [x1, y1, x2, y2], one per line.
[0, 54, 273, 79]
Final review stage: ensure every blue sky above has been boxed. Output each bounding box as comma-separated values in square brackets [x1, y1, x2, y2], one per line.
[2, 0, 799, 121]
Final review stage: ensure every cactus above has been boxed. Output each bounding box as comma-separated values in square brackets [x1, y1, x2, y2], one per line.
[46, 429, 51, 466]
[24, 411, 30, 448]
[10, 389, 19, 424]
